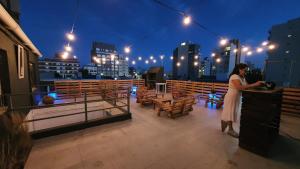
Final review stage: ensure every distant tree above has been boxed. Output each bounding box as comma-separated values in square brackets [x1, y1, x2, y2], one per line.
[246, 68, 263, 84]
[81, 69, 89, 79]
[54, 72, 62, 79]
[128, 67, 136, 77]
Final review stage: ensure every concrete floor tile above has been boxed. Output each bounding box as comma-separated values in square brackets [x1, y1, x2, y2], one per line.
[25, 96, 300, 169]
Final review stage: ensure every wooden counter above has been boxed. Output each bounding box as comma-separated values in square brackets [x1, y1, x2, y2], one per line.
[239, 88, 283, 156]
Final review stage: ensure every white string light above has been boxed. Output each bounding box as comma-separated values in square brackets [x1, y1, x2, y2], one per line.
[219, 38, 229, 46]
[183, 15, 192, 26]
[124, 46, 131, 54]
[246, 51, 253, 56]
[66, 32, 75, 41]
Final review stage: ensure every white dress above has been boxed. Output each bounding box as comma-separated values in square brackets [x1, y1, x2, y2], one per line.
[221, 74, 247, 122]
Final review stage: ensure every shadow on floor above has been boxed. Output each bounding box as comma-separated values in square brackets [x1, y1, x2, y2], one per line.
[269, 135, 300, 167]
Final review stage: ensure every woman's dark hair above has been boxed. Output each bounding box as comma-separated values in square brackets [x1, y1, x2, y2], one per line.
[229, 63, 248, 77]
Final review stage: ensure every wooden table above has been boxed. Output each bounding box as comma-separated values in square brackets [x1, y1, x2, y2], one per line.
[151, 98, 172, 116]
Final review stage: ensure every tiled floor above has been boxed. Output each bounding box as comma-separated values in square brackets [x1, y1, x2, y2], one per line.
[25, 97, 300, 169]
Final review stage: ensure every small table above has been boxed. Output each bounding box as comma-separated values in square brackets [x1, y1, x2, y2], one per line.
[151, 98, 172, 116]
[155, 83, 166, 96]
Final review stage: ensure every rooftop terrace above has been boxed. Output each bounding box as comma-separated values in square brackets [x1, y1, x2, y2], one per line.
[25, 95, 300, 169]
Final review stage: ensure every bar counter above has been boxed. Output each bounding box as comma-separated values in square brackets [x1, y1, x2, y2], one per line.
[239, 88, 283, 156]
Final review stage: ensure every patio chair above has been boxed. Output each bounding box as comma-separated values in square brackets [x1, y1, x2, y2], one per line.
[136, 86, 147, 103]
[172, 88, 188, 100]
[159, 100, 185, 118]
[182, 96, 196, 113]
[140, 90, 157, 106]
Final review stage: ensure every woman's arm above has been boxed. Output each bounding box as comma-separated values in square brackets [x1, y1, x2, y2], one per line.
[232, 80, 262, 90]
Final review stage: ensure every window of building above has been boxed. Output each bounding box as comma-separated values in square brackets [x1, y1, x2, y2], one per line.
[16, 45, 25, 79]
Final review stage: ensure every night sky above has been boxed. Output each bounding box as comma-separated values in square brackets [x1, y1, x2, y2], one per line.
[20, 0, 300, 72]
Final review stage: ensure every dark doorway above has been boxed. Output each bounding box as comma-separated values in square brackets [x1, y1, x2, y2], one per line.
[0, 49, 11, 106]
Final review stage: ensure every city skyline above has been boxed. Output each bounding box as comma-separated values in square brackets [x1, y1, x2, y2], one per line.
[20, 0, 300, 71]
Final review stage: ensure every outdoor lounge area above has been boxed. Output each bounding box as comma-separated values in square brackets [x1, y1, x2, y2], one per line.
[23, 80, 300, 169]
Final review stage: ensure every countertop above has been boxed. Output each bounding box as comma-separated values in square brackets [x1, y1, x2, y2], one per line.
[242, 88, 283, 94]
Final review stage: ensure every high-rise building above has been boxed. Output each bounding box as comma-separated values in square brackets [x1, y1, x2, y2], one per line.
[172, 42, 200, 81]
[118, 55, 129, 77]
[265, 17, 300, 87]
[90, 41, 128, 78]
[91, 41, 118, 78]
[82, 63, 98, 76]
[200, 57, 212, 76]
[38, 53, 80, 79]
[214, 40, 245, 81]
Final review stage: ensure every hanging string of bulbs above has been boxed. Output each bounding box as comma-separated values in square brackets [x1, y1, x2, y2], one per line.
[60, 0, 276, 69]
[119, 0, 277, 67]
[61, 0, 80, 60]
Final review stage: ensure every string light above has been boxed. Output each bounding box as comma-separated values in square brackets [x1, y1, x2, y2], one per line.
[183, 15, 192, 26]
[62, 51, 69, 59]
[242, 47, 249, 52]
[233, 49, 238, 53]
[219, 38, 229, 46]
[246, 51, 253, 56]
[132, 61, 136, 65]
[145, 60, 149, 64]
[262, 41, 268, 46]
[180, 56, 184, 60]
[124, 46, 131, 54]
[125, 57, 129, 61]
[194, 61, 198, 66]
[138, 56, 142, 61]
[216, 58, 221, 63]
[153, 59, 157, 63]
[150, 56, 154, 60]
[256, 47, 263, 53]
[211, 53, 216, 57]
[268, 44, 276, 50]
[65, 45, 72, 52]
[160, 55, 164, 60]
[176, 62, 181, 67]
[170, 56, 174, 60]
[66, 32, 75, 41]
[194, 55, 199, 59]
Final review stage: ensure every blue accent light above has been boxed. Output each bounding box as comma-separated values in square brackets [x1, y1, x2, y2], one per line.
[131, 86, 137, 95]
[48, 92, 57, 99]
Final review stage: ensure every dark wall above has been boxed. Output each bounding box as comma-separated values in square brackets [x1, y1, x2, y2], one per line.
[0, 25, 39, 109]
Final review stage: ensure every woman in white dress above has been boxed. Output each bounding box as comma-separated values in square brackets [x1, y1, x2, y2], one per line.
[221, 64, 263, 138]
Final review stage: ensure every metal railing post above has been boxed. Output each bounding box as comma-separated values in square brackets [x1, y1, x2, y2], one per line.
[127, 88, 130, 114]
[84, 91, 88, 122]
